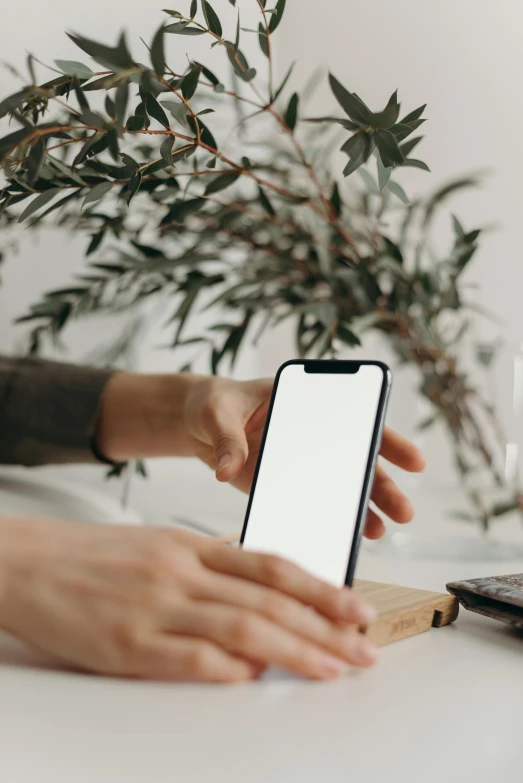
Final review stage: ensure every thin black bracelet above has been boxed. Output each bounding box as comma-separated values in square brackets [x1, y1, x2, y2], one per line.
[90, 434, 127, 469]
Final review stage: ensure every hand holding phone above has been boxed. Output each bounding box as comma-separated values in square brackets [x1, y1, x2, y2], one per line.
[241, 360, 391, 587]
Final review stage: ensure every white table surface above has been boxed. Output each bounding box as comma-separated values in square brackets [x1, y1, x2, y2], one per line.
[1, 460, 523, 783]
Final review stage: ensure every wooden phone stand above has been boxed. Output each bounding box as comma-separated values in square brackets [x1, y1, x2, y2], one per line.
[354, 579, 459, 645]
[220, 539, 458, 646]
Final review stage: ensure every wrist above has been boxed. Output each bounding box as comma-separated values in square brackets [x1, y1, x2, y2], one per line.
[94, 372, 205, 462]
[0, 516, 26, 629]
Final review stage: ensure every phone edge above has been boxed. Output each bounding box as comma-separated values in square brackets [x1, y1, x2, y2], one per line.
[239, 360, 392, 591]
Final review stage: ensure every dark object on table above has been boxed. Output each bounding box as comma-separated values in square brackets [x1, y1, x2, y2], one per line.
[447, 573, 523, 629]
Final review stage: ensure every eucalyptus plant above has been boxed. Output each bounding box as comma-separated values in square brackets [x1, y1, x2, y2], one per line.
[0, 0, 519, 529]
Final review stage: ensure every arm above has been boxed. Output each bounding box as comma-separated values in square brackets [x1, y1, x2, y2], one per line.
[0, 355, 113, 466]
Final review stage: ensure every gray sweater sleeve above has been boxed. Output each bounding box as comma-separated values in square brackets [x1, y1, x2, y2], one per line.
[0, 355, 115, 466]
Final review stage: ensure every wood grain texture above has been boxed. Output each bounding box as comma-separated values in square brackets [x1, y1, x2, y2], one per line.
[353, 579, 459, 646]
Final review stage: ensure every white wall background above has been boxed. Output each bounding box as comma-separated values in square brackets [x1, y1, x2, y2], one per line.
[1, 0, 523, 489]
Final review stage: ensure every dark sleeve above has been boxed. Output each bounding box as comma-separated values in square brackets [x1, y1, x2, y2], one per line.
[0, 355, 115, 466]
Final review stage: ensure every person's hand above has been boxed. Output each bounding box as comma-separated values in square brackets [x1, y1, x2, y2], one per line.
[96, 371, 425, 540]
[0, 518, 379, 682]
[183, 377, 425, 540]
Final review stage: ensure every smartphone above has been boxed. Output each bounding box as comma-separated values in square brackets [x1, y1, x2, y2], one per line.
[240, 360, 391, 587]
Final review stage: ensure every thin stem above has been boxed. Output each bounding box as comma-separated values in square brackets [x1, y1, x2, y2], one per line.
[178, 15, 267, 106]
[255, 0, 273, 99]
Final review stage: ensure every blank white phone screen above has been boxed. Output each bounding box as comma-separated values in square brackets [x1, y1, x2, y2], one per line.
[242, 364, 385, 586]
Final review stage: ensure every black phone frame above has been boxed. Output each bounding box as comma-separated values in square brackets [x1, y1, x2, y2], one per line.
[239, 359, 392, 587]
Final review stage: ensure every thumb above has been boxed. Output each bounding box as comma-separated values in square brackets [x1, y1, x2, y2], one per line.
[209, 414, 249, 483]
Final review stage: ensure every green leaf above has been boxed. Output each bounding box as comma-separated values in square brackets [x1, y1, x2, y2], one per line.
[330, 182, 341, 216]
[258, 185, 275, 216]
[284, 92, 299, 131]
[225, 43, 256, 81]
[337, 324, 361, 346]
[386, 180, 409, 204]
[492, 501, 519, 518]
[357, 167, 379, 194]
[190, 0, 198, 14]
[0, 89, 32, 120]
[72, 133, 99, 166]
[343, 137, 373, 176]
[105, 128, 119, 161]
[399, 135, 423, 158]
[369, 89, 400, 130]
[375, 130, 404, 167]
[105, 93, 116, 118]
[161, 100, 190, 127]
[0, 127, 33, 161]
[160, 197, 205, 225]
[400, 104, 426, 124]
[187, 116, 216, 149]
[164, 25, 206, 35]
[340, 132, 365, 157]
[205, 172, 240, 195]
[55, 59, 94, 79]
[171, 144, 197, 164]
[114, 81, 129, 127]
[255, 23, 268, 58]
[120, 153, 139, 174]
[269, 0, 286, 32]
[465, 229, 481, 244]
[329, 73, 371, 125]
[417, 414, 437, 432]
[340, 132, 373, 176]
[203, 1, 222, 36]
[451, 214, 465, 241]
[194, 62, 221, 87]
[26, 139, 46, 184]
[125, 170, 142, 205]
[126, 114, 144, 131]
[135, 460, 148, 478]
[403, 158, 430, 172]
[379, 236, 402, 264]
[241, 67, 257, 82]
[145, 94, 169, 127]
[391, 119, 426, 141]
[160, 135, 175, 165]
[234, 13, 241, 51]
[164, 20, 189, 30]
[150, 24, 166, 76]
[424, 176, 481, 226]
[67, 32, 134, 71]
[272, 61, 294, 103]
[26, 53, 36, 84]
[376, 155, 392, 191]
[86, 232, 104, 255]
[18, 188, 60, 223]
[180, 68, 200, 100]
[82, 181, 113, 209]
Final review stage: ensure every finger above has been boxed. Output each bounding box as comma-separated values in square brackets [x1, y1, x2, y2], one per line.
[371, 463, 414, 523]
[189, 569, 376, 650]
[380, 427, 426, 471]
[167, 601, 378, 679]
[203, 408, 249, 483]
[363, 507, 386, 540]
[129, 637, 258, 683]
[245, 398, 270, 433]
[198, 543, 375, 624]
